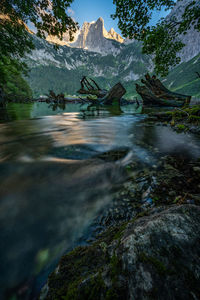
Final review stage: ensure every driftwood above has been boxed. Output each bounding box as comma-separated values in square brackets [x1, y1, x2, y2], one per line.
[142, 74, 191, 102]
[101, 82, 126, 105]
[45, 77, 126, 106]
[136, 84, 184, 107]
[78, 77, 126, 105]
[77, 76, 107, 98]
[136, 74, 191, 107]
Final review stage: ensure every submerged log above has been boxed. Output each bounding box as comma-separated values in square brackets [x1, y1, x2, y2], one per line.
[141, 73, 191, 103]
[77, 76, 107, 98]
[48, 90, 65, 101]
[101, 82, 126, 105]
[78, 77, 126, 105]
[136, 73, 191, 107]
[135, 84, 184, 107]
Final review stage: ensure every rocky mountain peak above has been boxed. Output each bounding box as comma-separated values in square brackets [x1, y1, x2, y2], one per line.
[69, 17, 124, 54]
[109, 28, 115, 34]
[97, 17, 104, 24]
[107, 27, 124, 43]
[46, 17, 124, 55]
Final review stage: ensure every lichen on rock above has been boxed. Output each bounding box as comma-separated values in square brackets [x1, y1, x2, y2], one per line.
[41, 205, 200, 300]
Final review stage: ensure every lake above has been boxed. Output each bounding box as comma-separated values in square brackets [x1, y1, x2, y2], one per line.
[0, 102, 199, 299]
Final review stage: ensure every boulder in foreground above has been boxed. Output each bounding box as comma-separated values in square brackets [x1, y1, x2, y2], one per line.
[41, 205, 200, 300]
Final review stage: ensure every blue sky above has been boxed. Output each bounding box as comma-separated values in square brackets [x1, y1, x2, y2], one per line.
[28, 0, 171, 35]
[69, 0, 171, 35]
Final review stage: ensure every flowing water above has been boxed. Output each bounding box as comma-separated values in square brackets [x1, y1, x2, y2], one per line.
[0, 102, 200, 299]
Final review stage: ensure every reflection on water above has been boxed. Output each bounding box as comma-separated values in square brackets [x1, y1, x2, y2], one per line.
[0, 102, 142, 122]
[0, 103, 199, 299]
[0, 159, 125, 299]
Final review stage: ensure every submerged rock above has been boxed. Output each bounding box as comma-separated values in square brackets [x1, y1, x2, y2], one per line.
[42, 205, 200, 300]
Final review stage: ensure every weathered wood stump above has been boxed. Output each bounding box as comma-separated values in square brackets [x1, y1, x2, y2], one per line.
[77, 77, 126, 105]
[77, 76, 107, 98]
[136, 84, 183, 107]
[136, 73, 191, 107]
[102, 82, 126, 105]
[142, 74, 191, 102]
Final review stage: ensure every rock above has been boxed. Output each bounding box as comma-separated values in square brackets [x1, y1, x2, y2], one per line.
[43, 205, 200, 300]
[143, 197, 153, 206]
[193, 166, 200, 172]
[169, 190, 176, 197]
[70, 17, 124, 55]
[142, 186, 152, 199]
[186, 199, 195, 204]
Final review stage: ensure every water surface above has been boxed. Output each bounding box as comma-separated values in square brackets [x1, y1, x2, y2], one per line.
[0, 102, 199, 299]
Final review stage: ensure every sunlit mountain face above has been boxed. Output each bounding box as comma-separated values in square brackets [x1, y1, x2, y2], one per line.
[25, 0, 200, 99]
[46, 17, 125, 55]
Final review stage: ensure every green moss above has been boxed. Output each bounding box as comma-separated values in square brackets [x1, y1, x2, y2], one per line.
[47, 244, 107, 299]
[110, 254, 121, 282]
[152, 196, 159, 203]
[113, 222, 128, 241]
[81, 273, 106, 300]
[62, 272, 106, 300]
[173, 196, 181, 204]
[176, 124, 186, 130]
[189, 115, 200, 121]
[96, 224, 125, 245]
[157, 105, 200, 129]
[62, 253, 124, 300]
[47, 219, 129, 299]
[139, 252, 167, 275]
[105, 289, 119, 300]
[185, 105, 200, 114]
[134, 210, 150, 219]
[63, 281, 79, 300]
[105, 254, 127, 300]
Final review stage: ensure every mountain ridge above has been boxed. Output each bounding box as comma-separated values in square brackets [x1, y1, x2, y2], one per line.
[47, 17, 125, 55]
[26, 34, 200, 99]
[45, 0, 200, 61]
[26, 1, 200, 98]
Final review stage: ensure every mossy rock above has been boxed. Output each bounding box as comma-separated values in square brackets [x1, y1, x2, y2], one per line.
[43, 205, 200, 300]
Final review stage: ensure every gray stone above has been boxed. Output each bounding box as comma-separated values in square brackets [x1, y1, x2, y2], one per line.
[193, 166, 200, 172]
[44, 205, 200, 300]
[169, 190, 176, 196]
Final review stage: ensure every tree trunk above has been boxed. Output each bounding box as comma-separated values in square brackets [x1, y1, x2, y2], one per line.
[78, 88, 107, 98]
[101, 82, 126, 105]
[77, 76, 107, 98]
[0, 87, 5, 107]
[142, 73, 191, 103]
[136, 84, 184, 107]
[77, 77, 126, 105]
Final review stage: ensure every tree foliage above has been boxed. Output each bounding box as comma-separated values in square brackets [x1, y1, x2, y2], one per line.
[112, 0, 200, 76]
[0, 0, 77, 100]
[0, 0, 78, 41]
[1, 58, 33, 101]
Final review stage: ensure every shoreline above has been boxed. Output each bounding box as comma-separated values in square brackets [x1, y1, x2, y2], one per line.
[39, 115, 200, 299]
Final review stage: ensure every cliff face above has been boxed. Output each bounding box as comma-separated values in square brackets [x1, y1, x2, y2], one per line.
[46, 5, 200, 60]
[26, 3, 200, 98]
[47, 17, 124, 55]
[70, 17, 124, 55]
[46, 29, 80, 46]
[25, 34, 153, 97]
[167, 0, 200, 62]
